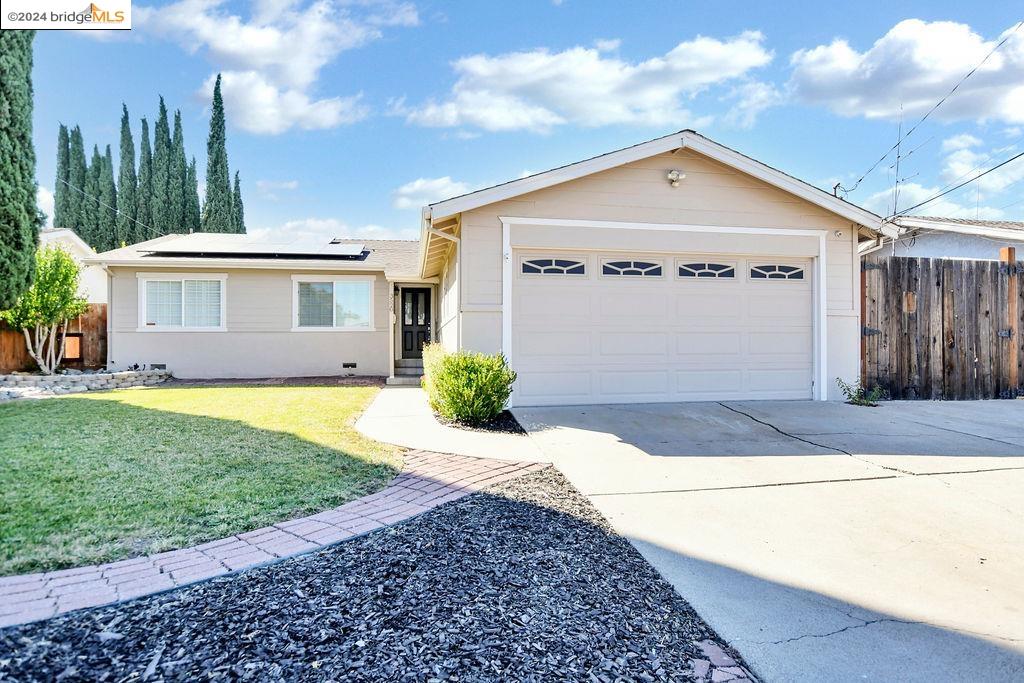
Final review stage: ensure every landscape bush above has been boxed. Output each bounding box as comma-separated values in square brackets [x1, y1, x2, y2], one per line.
[422, 344, 517, 424]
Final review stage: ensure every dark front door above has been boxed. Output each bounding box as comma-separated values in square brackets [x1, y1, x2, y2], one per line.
[401, 288, 431, 359]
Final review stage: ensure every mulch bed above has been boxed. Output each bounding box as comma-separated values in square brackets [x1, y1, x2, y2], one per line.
[0, 468, 748, 682]
[434, 409, 527, 434]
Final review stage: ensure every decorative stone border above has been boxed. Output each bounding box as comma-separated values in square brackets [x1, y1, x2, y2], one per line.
[0, 450, 547, 628]
[0, 369, 170, 396]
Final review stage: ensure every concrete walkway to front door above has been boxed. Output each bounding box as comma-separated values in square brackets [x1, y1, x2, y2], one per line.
[513, 399, 1024, 682]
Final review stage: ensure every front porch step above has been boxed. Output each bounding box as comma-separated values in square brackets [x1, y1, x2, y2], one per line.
[386, 375, 422, 386]
[395, 367, 424, 377]
[395, 358, 424, 369]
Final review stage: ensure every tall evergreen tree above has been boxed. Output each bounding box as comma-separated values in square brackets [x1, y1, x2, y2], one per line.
[202, 74, 233, 233]
[0, 30, 39, 308]
[168, 110, 187, 233]
[136, 118, 153, 243]
[115, 104, 137, 247]
[67, 125, 87, 234]
[53, 124, 71, 230]
[186, 157, 201, 234]
[151, 97, 172, 235]
[231, 171, 245, 234]
[81, 145, 103, 249]
[98, 145, 118, 251]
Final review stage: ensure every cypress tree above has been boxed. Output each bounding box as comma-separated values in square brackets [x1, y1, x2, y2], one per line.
[116, 104, 137, 247]
[0, 30, 39, 308]
[231, 171, 245, 234]
[186, 157, 201, 234]
[151, 97, 172, 235]
[136, 118, 153, 242]
[81, 145, 103, 249]
[54, 124, 70, 229]
[168, 110, 187, 233]
[67, 125, 87, 235]
[202, 74, 233, 233]
[98, 145, 118, 251]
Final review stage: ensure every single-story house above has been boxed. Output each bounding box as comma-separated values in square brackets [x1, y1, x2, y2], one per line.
[87, 130, 900, 406]
[865, 216, 1024, 260]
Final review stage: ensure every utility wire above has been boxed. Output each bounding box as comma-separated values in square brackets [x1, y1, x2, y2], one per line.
[838, 20, 1024, 197]
[57, 176, 166, 241]
[888, 151, 1024, 218]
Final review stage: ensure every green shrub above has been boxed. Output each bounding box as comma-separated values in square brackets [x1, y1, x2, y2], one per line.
[836, 377, 886, 406]
[422, 344, 517, 424]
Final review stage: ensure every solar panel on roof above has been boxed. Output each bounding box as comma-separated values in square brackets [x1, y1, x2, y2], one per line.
[143, 234, 365, 257]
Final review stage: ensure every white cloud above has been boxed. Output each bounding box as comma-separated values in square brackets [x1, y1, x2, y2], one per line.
[255, 178, 300, 200]
[722, 80, 783, 128]
[136, 0, 417, 134]
[403, 31, 774, 132]
[789, 20, 1024, 124]
[863, 182, 1005, 220]
[941, 133, 982, 152]
[593, 38, 621, 52]
[392, 176, 473, 208]
[250, 217, 418, 243]
[940, 145, 1024, 198]
[37, 186, 54, 229]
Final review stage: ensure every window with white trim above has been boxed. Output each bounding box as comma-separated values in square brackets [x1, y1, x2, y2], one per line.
[294, 278, 373, 330]
[601, 259, 663, 277]
[521, 257, 586, 275]
[750, 264, 805, 280]
[678, 262, 736, 278]
[140, 276, 225, 330]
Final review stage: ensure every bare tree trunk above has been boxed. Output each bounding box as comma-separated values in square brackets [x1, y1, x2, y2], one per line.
[21, 327, 47, 371]
[54, 320, 68, 368]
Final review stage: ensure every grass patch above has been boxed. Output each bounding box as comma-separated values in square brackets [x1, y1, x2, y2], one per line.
[0, 385, 399, 575]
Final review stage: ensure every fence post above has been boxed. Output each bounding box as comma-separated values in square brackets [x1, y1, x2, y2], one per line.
[1002, 247, 1019, 396]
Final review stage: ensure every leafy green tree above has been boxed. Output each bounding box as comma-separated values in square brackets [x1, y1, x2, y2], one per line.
[53, 124, 70, 229]
[202, 74, 233, 233]
[0, 31, 40, 308]
[151, 97, 171, 235]
[136, 117, 153, 242]
[98, 145, 118, 251]
[167, 110, 187, 233]
[0, 245, 89, 374]
[67, 125, 87, 233]
[116, 104, 137, 247]
[231, 171, 245, 234]
[186, 157, 201, 234]
[80, 145, 103, 249]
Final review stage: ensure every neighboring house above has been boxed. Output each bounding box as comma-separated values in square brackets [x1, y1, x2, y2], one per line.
[38, 228, 107, 304]
[87, 130, 899, 405]
[874, 216, 1024, 260]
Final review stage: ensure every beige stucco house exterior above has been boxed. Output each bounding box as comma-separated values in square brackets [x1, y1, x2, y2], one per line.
[89, 130, 898, 406]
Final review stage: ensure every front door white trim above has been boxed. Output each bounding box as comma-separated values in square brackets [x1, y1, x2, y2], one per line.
[499, 216, 829, 401]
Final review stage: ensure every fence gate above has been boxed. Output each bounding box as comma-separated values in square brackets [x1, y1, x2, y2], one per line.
[861, 250, 1023, 400]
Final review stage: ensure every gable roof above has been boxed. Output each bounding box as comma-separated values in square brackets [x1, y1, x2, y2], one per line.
[39, 228, 95, 258]
[424, 130, 898, 238]
[87, 233, 421, 278]
[895, 216, 1024, 241]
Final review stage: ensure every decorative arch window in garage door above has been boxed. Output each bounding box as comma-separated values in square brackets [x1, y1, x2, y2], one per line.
[521, 257, 586, 275]
[677, 262, 736, 279]
[601, 259, 663, 277]
[750, 264, 805, 280]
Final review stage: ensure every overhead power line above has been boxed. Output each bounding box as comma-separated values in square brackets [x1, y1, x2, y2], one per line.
[56, 176, 165, 241]
[838, 19, 1024, 196]
[888, 151, 1024, 218]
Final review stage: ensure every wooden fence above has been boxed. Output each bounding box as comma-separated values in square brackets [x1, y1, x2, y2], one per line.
[0, 304, 107, 373]
[862, 251, 1023, 400]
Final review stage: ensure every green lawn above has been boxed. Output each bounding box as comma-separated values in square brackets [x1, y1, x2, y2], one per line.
[0, 384, 400, 575]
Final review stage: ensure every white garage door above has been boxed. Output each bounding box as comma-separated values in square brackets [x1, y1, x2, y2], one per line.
[511, 251, 814, 406]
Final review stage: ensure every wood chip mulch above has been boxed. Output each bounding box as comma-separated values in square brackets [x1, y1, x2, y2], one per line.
[0, 468, 750, 682]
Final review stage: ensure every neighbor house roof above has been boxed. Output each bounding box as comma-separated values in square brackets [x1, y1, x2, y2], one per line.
[86, 233, 422, 279]
[895, 216, 1024, 242]
[423, 130, 897, 237]
[39, 228, 95, 257]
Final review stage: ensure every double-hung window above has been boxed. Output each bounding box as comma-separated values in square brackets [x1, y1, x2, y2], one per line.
[292, 276, 374, 331]
[137, 274, 226, 331]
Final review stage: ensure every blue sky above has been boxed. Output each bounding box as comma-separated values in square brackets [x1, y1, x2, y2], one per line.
[31, 1, 1024, 242]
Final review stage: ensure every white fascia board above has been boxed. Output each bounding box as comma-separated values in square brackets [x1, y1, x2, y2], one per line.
[896, 218, 1024, 242]
[427, 132, 686, 219]
[83, 256, 387, 272]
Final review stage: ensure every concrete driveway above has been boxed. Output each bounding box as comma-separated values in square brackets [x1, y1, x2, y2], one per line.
[513, 400, 1024, 682]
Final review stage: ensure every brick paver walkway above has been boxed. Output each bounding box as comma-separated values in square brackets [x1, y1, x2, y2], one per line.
[0, 451, 546, 629]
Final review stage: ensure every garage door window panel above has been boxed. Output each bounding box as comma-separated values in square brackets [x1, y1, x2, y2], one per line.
[601, 259, 663, 277]
[750, 264, 805, 280]
[521, 257, 586, 276]
[677, 261, 736, 279]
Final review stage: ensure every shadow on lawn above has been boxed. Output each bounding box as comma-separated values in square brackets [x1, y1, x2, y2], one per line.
[0, 389, 398, 575]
